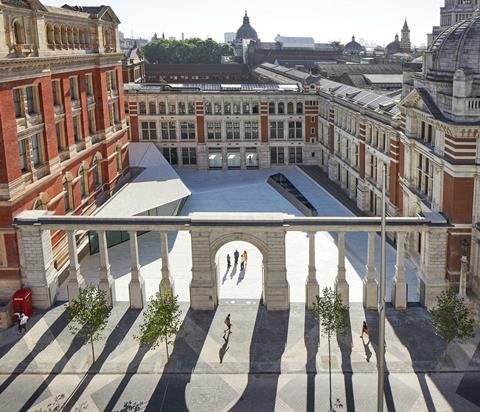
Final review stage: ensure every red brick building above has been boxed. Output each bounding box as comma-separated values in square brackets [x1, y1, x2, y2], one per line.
[0, 2, 129, 302]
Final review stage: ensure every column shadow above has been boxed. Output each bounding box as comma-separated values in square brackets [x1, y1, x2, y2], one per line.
[304, 309, 319, 412]
[337, 314, 355, 412]
[456, 341, 480, 408]
[144, 308, 216, 412]
[0, 308, 69, 395]
[62, 308, 141, 411]
[229, 307, 290, 412]
[104, 343, 153, 411]
[363, 309, 396, 412]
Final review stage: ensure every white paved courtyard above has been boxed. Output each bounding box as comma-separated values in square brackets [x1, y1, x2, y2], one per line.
[71, 167, 419, 304]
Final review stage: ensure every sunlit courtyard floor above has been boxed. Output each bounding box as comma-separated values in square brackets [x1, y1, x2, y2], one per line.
[61, 167, 419, 304]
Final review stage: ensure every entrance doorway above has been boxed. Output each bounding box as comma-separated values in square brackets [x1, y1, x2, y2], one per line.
[214, 241, 264, 302]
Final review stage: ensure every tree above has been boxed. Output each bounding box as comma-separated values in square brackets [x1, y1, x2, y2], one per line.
[313, 287, 349, 412]
[135, 292, 182, 359]
[330, 41, 345, 53]
[143, 38, 234, 64]
[430, 288, 475, 347]
[66, 285, 112, 363]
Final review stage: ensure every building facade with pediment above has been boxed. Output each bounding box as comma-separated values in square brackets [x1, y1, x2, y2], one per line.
[0, 1, 129, 304]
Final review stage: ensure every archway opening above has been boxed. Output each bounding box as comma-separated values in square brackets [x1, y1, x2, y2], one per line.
[214, 241, 264, 303]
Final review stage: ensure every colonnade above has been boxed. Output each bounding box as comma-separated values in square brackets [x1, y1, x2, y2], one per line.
[14, 211, 449, 311]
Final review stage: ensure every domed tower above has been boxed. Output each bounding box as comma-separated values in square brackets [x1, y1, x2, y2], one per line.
[344, 35, 364, 57]
[400, 19, 411, 53]
[235, 10, 258, 43]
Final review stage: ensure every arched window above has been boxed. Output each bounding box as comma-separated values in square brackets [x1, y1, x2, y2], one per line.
[63, 177, 72, 212]
[46, 24, 54, 45]
[269, 102, 275, 114]
[13, 20, 25, 45]
[54, 26, 61, 44]
[287, 102, 294, 115]
[296, 102, 303, 114]
[159, 101, 166, 114]
[79, 166, 87, 198]
[93, 157, 101, 189]
[278, 102, 285, 114]
[33, 199, 43, 210]
[149, 101, 157, 115]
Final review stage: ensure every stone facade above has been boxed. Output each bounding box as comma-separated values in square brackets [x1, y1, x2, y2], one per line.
[0, 1, 130, 304]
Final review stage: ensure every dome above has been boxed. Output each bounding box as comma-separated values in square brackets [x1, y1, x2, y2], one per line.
[429, 11, 480, 74]
[344, 35, 364, 55]
[385, 34, 401, 56]
[236, 11, 258, 41]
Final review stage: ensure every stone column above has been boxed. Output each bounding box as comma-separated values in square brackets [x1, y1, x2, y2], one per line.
[265, 231, 290, 311]
[190, 231, 217, 310]
[306, 232, 319, 310]
[128, 231, 145, 309]
[459, 256, 469, 300]
[67, 230, 85, 302]
[98, 230, 115, 307]
[328, 157, 338, 182]
[334, 232, 349, 305]
[363, 232, 378, 310]
[159, 231, 174, 297]
[392, 232, 408, 309]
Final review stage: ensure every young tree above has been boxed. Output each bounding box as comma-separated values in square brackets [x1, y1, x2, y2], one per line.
[66, 285, 112, 363]
[313, 287, 349, 412]
[135, 292, 182, 359]
[430, 288, 475, 350]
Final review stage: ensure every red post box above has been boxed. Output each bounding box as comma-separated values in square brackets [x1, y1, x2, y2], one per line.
[11, 288, 33, 319]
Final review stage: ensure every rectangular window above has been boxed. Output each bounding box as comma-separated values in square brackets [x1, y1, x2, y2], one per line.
[270, 121, 284, 139]
[188, 102, 195, 115]
[182, 148, 197, 165]
[13, 89, 22, 118]
[288, 147, 303, 164]
[242, 102, 250, 115]
[31, 134, 41, 166]
[206, 122, 222, 140]
[73, 116, 81, 142]
[52, 80, 61, 106]
[163, 148, 178, 165]
[416, 153, 433, 200]
[180, 122, 195, 140]
[226, 121, 240, 140]
[161, 121, 176, 140]
[88, 110, 96, 135]
[69, 78, 78, 101]
[85, 74, 93, 97]
[288, 121, 303, 139]
[270, 146, 285, 165]
[244, 121, 259, 140]
[142, 121, 157, 140]
[252, 103, 259, 114]
[159, 102, 166, 114]
[56, 122, 64, 151]
[169, 103, 176, 115]
[18, 140, 27, 173]
[178, 102, 186, 115]
[149, 102, 157, 115]
[26, 86, 36, 115]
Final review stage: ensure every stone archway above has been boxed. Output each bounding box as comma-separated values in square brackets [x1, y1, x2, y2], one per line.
[190, 229, 289, 311]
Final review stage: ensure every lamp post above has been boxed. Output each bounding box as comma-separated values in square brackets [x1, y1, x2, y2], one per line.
[459, 239, 469, 300]
[377, 164, 387, 412]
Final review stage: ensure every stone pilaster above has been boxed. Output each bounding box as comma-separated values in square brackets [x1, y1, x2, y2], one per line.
[197, 145, 209, 170]
[328, 156, 338, 182]
[190, 231, 217, 310]
[357, 182, 370, 212]
[306, 232, 319, 310]
[265, 231, 290, 311]
[334, 232, 349, 305]
[15, 211, 57, 309]
[363, 232, 378, 310]
[392, 232, 408, 310]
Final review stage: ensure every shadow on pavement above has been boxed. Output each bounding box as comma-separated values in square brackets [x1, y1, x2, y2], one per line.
[0, 308, 69, 396]
[144, 308, 216, 412]
[229, 307, 290, 412]
[337, 313, 355, 412]
[304, 309, 319, 412]
[62, 308, 141, 411]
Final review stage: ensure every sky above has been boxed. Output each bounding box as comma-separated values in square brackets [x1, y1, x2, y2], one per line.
[47, 0, 444, 47]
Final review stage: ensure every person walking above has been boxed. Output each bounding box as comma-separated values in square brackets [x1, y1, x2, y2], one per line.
[227, 254, 231, 269]
[224, 314, 232, 335]
[234, 249, 240, 265]
[19, 313, 28, 334]
[240, 254, 245, 271]
[243, 250, 248, 267]
[13, 312, 21, 333]
[361, 321, 369, 341]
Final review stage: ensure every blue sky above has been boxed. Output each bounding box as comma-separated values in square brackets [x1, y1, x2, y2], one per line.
[48, 0, 444, 46]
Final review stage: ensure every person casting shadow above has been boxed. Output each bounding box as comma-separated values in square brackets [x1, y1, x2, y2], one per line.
[219, 333, 230, 364]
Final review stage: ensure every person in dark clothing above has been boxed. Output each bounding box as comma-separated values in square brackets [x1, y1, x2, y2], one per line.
[233, 250, 240, 265]
[227, 254, 231, 269]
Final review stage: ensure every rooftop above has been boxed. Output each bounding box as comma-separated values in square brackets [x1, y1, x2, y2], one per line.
[124, 82, 301, 93]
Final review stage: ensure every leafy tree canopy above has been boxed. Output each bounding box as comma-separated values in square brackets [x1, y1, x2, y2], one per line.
[143, 38, 235, 64]
[136, 292, 182, 358]
[313, 287, 349, 338]
[430, 288, 475, 344]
